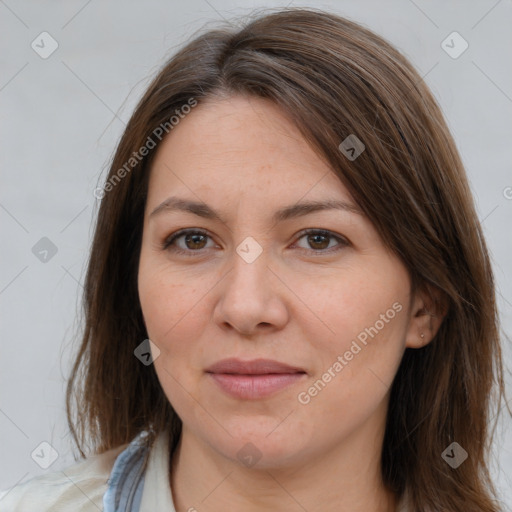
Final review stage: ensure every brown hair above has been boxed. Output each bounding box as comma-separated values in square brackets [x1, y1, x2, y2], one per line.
[66, 7, 508, 510]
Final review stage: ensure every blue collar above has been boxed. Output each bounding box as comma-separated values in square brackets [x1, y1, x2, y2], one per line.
[103, 431, 151, 512]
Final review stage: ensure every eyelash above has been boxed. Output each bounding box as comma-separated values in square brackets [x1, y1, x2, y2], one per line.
[161, 228, 349, 256]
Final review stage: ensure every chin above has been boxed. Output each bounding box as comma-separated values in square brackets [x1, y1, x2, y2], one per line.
[205, 419, 316, 470]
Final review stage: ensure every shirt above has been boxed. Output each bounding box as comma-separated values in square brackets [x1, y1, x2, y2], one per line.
[0, 430, 411, 511]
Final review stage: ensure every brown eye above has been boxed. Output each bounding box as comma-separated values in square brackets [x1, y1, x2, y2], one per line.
[163, 229, 214, 254]
[183, 232, 208, 250]
[162, 228, 348, 256]
[306, 233, 330, 250]
[294, 229, 349, 253]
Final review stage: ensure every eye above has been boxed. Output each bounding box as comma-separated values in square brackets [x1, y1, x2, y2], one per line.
[162, 229, 215, 255]
[162, 228, 349, 256]
[293, 229, 349, 254]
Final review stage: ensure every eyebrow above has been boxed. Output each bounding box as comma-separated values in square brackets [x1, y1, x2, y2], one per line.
[149, 196, 363, 224]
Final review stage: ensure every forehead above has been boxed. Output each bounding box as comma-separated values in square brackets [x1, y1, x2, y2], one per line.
[147, 94, 354, 207]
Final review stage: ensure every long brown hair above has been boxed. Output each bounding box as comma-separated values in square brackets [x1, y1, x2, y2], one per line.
[66, 7, 508, 510]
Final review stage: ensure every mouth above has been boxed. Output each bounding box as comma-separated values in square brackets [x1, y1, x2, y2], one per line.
[205, 358, 307, 400]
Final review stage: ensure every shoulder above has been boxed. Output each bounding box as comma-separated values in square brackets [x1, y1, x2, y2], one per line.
[0, 443, 128, 512]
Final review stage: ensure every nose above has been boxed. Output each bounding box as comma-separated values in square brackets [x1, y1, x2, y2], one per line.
[212, 249, 289, 337]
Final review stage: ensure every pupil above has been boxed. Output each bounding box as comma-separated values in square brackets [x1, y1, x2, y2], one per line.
[186, 234, 206, 249]
[309, 234, 328, 249]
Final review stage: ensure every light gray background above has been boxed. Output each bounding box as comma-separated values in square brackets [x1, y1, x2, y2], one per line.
[1, 0, 511, 507]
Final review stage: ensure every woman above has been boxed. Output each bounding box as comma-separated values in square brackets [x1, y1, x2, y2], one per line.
[1, 7, 507, 512]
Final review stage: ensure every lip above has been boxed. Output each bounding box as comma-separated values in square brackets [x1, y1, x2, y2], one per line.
[206, 358, 307, 400]
[206, 358, 306, 375]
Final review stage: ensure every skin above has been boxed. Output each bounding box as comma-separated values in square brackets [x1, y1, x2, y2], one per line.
[137, 94, 442, 512]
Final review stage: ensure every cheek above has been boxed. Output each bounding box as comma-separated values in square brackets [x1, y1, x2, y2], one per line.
[138, 253, 208, 341]
[292, 276, 408, 443]
[299, 266, 407, 340]
[138, 263, 209, 420]
[138, 260, 199, 379]
[295, 259, 409, 389]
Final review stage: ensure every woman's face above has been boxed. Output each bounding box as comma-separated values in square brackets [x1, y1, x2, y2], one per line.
[138, 94, 418, 469]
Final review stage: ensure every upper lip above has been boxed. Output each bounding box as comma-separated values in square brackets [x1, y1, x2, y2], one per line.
[206, 358, 306, 375]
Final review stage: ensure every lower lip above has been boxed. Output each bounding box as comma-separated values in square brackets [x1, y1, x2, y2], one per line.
[208, 373, 306, 399]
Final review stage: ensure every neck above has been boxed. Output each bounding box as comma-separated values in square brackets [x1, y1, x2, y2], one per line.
[169, 421, 397, 512]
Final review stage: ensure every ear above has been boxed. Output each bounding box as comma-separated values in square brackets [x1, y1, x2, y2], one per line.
[405, 284, 448, 349]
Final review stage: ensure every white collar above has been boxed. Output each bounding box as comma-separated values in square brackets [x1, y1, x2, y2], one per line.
[139, 430, 176, 511]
